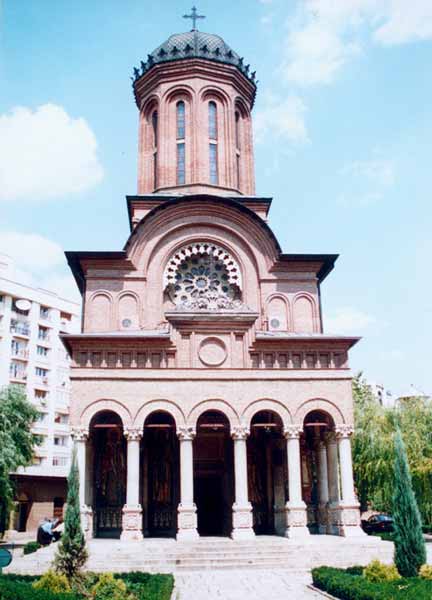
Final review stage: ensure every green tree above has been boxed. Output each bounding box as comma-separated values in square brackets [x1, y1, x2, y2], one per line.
[54, 449, 88, 580]
[392, 429, 426, 577]
[0, 385, 40, 536]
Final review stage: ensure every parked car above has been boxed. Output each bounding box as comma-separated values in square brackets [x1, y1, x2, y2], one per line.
[361, 513, 394, 534]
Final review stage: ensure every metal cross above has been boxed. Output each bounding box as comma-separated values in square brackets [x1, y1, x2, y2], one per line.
[183, 6, 206, 31]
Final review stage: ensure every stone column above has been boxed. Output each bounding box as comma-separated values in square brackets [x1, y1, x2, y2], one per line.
[121, 428, 143, 541]
[284, 425, 310, 538]
[231, 426, 255, 540]
[177, 427, 198, 540]
[71, 427, 93, 539]
[317, 440, 329, 534]
[335, 425, 365, 537]
[326, 432, 340, 534]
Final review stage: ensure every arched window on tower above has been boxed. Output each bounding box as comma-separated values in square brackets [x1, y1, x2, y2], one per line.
[176, 100, 186, 185]
[235, 110, 241, 189]
[209, 101, 218, 185]
[176, 101, 186, 185]
[152, 110, 158, 188]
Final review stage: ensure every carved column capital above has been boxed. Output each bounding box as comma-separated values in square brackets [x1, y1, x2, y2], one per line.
[335, 425, 354, 439]
[231, 426, 250, 440]
[177, 426, 196, 441]
[324, 431, 337, 445]
[124, 428, 143, 442]
[284, 425, 303, 439]
[71, 427, 89, 442]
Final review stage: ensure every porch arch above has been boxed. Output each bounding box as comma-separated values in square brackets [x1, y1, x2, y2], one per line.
[242, 398, 292, 429]
[80, 399, 133, 430]
[187, 399, 240, 431]
[134, 399, 186, 430]
[295, 398, 346, 427]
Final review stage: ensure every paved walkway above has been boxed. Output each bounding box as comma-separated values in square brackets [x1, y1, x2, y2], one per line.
[174, 569, 324, 600]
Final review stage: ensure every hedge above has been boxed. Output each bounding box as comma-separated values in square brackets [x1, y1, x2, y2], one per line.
[0, 572, 174, 600]
[312, 567, 432, 600]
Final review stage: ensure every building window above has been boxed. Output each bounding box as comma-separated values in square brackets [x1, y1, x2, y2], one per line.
[54, 413, 69, 424]
[177, 143, 185, 185]
[35, 367, 48, 377]
[208, 101, 217, 140]
[176, 101, 185, 139]
[37, 346, 49, 357]
[35, 389, 47, 399]
[209, 143, 218, 185]
[152, 110, 158, 188]
[40, 306, 50, 320]
[38, 326, 49, 341]
[54, 436, 68, 447]
[235, 111, 241, 188]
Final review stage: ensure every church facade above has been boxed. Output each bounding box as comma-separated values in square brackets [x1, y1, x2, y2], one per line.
[64, 21, 364, 542]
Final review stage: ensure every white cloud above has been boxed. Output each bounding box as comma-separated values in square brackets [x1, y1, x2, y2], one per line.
[325, 307, 376, 334]
[0, 231, 80, 303]
[254, 94, 308, 143]
[281, 0, 432, 86]
[338, 154, 395, 205]
[0, 104, 104, 202]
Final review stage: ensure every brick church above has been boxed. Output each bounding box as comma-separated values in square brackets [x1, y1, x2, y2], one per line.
[63, 10, 364, 542]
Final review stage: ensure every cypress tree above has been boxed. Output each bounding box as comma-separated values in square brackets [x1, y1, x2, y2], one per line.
[392, 429, 426, 577]
[54, 449, 88, 580]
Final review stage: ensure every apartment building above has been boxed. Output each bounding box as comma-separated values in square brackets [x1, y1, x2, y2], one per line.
[0, 254, 80, 531]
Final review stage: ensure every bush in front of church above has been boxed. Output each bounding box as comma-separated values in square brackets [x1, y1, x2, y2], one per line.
[91, 573, 135, 600]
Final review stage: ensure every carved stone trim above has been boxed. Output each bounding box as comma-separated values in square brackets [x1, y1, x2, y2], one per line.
[283, 425, 303, 439]
[231, 426, 250, 440]
[335, 425, 354, 439]
[177, 426, 196, 441]
[124, 428, 143, 442]
[71, 427, 89, 442]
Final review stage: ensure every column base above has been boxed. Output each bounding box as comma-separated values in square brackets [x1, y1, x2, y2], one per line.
[120, 505, 143, 541]
[231, 503, 255, 540]
[80, 505, 93, 540]
[328, 502, 366, 537]
[284, 501, 310, 538]
[177, 503, 199, 541]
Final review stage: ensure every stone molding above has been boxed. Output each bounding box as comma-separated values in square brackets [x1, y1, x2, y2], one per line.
[71, 427, 89, 442]
[231, 426, 250, 440]
[335, 425, 354, 439]
[177, 426, 196, 441]
[283, 425, 303, 439]
[124, 428, 143, 442]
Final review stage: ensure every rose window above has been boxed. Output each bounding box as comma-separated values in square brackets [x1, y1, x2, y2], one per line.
[164, 243, 242, 309]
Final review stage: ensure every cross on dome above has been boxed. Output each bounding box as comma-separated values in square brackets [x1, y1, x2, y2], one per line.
[183, 6, 206, 31]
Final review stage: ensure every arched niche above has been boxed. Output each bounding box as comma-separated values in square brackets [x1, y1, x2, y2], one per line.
[267, 295, 289, 331]
[88, 292, 112, 332]
[293, 294, 315, 333]
[118, 292, 139, 330]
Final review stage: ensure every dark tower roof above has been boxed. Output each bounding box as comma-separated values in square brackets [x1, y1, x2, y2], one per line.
[132, 30, 257, 87]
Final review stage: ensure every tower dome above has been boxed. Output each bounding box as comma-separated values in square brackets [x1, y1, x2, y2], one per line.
[133, 30, 256, 88]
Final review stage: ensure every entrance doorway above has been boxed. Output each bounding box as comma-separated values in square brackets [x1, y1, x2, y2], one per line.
[143, 411, 179, 537]
[91, 411, 126, 538]
[194, 411, 234, 536]
[247, 411, 287, 535]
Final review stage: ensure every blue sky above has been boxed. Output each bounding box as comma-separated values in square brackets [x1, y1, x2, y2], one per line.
[1, 0, 431, 396]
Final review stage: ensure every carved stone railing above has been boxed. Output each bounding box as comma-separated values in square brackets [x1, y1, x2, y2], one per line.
[249, 350, 348, 370]
[73, 349, 176, 369]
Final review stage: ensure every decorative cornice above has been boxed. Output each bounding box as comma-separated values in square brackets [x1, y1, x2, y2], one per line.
[335, 425, 354, 439]
[231, 426, 250, 440]
[124, 428, 143, 442]
[284, 425, 303, 439]
[71, 427, 89, 442]
[177, 426, 196, 441]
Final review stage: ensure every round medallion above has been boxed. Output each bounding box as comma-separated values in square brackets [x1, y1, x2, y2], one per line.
[198, 337, 227, 367]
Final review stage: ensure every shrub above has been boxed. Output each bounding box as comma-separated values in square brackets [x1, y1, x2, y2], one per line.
[32, 570, 71, 594]
[363, 559, 401, 583]
[419, 564, 432, 580]
[91, 573, 136, 600]
[0, 578, 76, 600]
[312, 566, 432, 600]
[23, 541, 40, 555]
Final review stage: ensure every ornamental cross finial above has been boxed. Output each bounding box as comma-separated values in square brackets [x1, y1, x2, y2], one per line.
[183, 6, 206, 31]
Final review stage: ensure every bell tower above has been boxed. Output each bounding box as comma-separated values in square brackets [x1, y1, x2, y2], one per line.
[132, 10, 257, 197]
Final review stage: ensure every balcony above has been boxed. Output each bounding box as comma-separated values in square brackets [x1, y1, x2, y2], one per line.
[11, 348, 29, 361]
[9, 367, 27, 383]
[10, 322, 31, 337]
